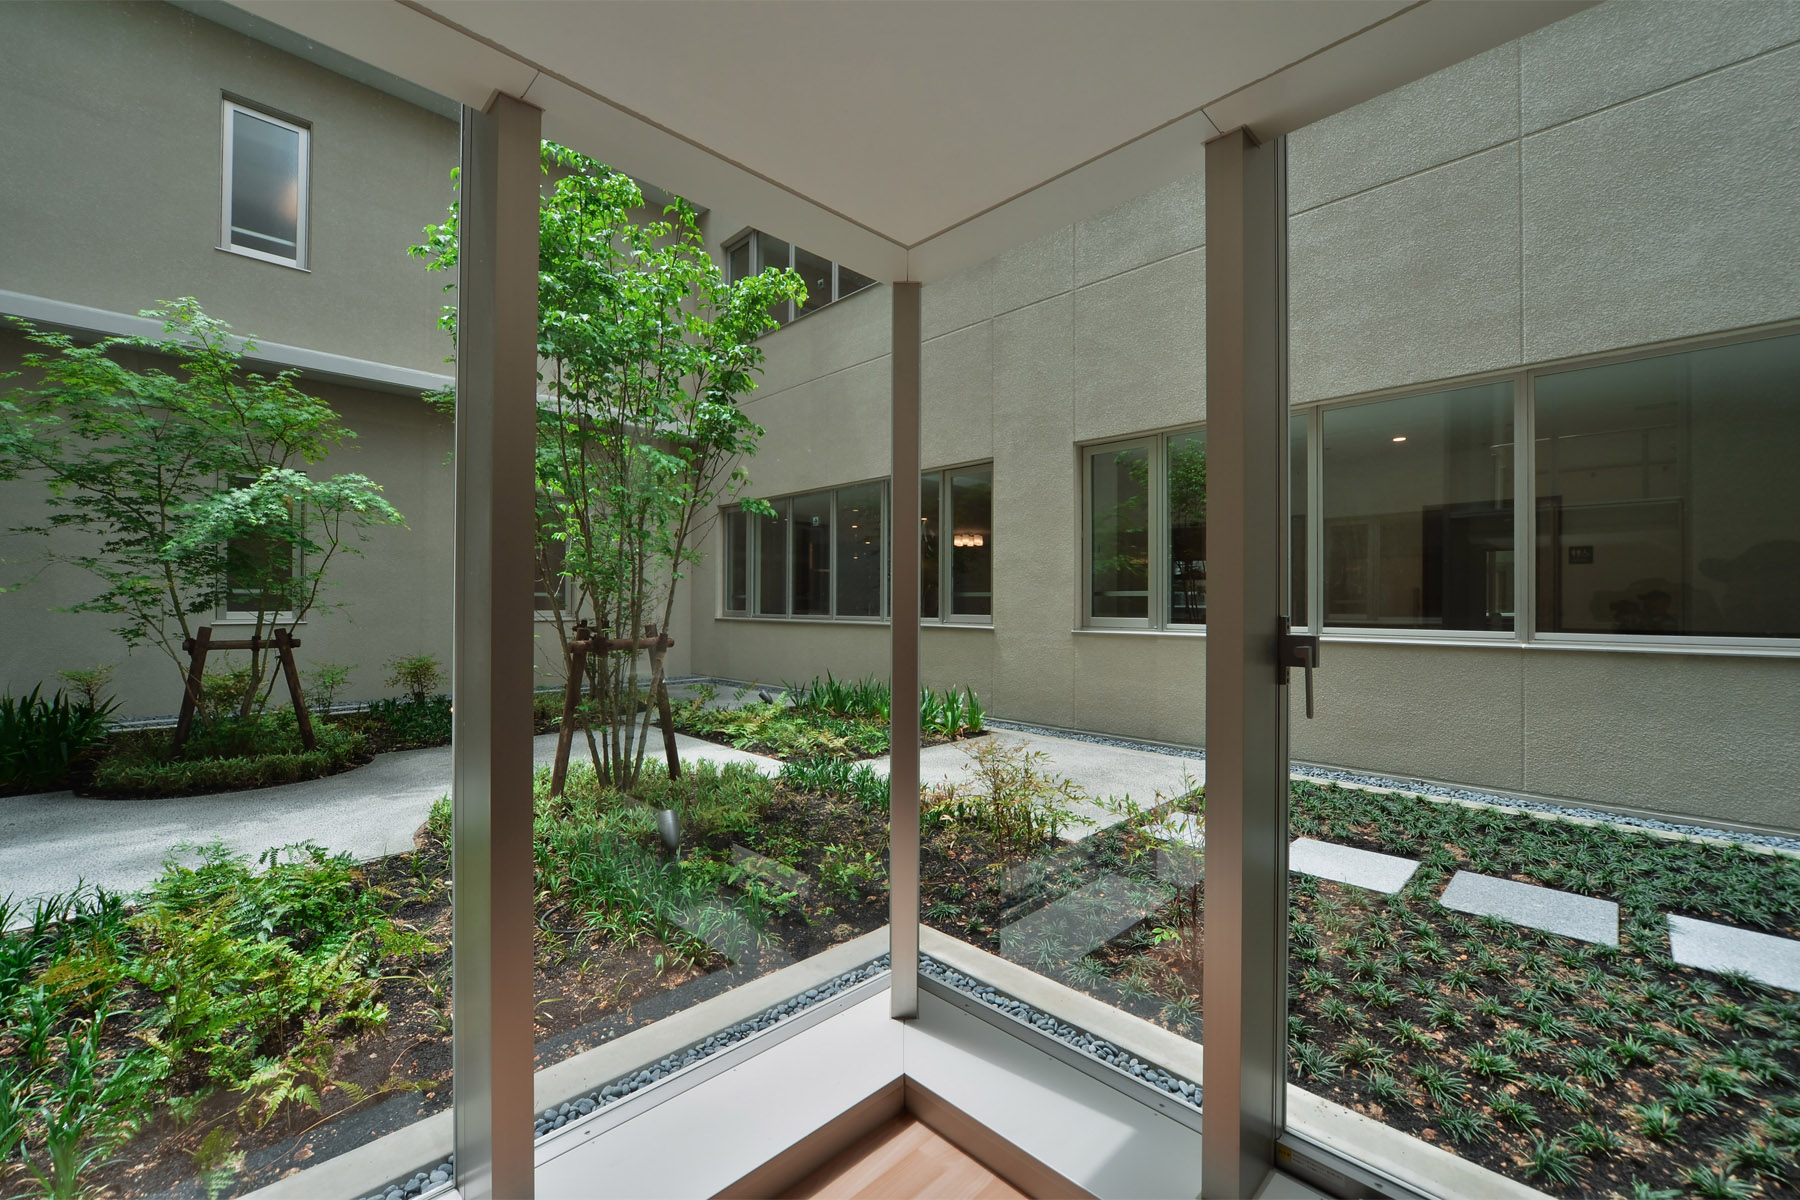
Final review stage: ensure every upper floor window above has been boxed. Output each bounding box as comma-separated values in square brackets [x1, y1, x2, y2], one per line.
[724, 231, 875, 326]
[222, 99, 309, 268]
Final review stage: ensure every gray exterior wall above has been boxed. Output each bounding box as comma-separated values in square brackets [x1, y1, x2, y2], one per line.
[685, 1, 1800, 835]
[0, 0, 459, 376]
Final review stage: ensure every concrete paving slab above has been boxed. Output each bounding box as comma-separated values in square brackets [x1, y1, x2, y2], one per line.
[866, 730, 1201, 842]
[0, 730, 778, 919]
[997, 873, 1171, 968]
[1289, 838, 1418, 894]
[1667, 915, 1800, 993]
[1440, 871, 1619, 946]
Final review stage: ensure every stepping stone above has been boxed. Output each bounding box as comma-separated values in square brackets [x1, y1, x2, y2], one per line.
[997, 872, 1170, 968]
[1667, 915, 1800, 993]
[1289, 838, 1418, 894]
[1440, 872, 1618, 946]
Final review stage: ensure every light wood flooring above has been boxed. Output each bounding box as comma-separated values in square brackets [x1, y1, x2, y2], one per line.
[781, 1114, 1029, 1200]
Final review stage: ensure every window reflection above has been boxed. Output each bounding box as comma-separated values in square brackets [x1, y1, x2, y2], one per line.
[1322, 383, 1514, 631]
[1091, 445, 1150, 620]
[1535, 332, 1800, 638]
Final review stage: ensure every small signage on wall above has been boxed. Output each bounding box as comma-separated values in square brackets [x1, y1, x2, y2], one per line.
[1569, 545, 1594, 565]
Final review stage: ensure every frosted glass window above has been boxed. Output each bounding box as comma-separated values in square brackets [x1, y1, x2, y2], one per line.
[224, 103, 306, 265]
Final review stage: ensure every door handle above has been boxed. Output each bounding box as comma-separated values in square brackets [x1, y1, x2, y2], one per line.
[1278, 617, 1321, 719]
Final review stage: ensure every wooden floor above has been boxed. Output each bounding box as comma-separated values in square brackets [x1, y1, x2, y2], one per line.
[781, 1114, 1029, 1200]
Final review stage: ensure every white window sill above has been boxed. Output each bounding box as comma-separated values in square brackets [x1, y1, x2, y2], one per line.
[217, 244, 310, 272]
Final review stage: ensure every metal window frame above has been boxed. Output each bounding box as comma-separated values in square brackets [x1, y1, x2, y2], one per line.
[1081, 434, 1159, 630]
[931, 459, 997, 626]
[219, 97, 311, 270]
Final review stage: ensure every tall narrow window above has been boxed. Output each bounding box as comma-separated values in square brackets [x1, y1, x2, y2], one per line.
[755, 501, 789, 616]
[723, 509, 749, 614]
[948, 467, 992, 618]
[1321, 383, 1514, 631]
[222, 100, 308, 267]
[1291, 413, 1309, 627]
[790, 490, 832, 616]
[1534, 332, 1800, 639]
[920, 474, 941, 620]
[1167, 430, 1207, 626]
[1089, 444, 1151, 621]
[835, 483, 885, 618]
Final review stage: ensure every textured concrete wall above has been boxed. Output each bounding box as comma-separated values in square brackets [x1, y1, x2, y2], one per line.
[0, 1, 458, 376]
[684, 1, 1800, 834]
[1287, 0, 1800, 402]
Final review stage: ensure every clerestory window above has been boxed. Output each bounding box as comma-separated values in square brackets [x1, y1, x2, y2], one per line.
[723, 231, 875, 326]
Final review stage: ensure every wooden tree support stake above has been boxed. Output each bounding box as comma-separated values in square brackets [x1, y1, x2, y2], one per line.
[549, 619, 680, 796]
[171, 625, 316, 753]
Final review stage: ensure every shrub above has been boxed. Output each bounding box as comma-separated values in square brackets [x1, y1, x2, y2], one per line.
[54, 665, 115, 710]
[364, 695, 453, 750]
[923, 738, 1087, 853]
[91, 723, 365, 797]
[384, 653, 445, 704]
[305, 662, 354, 712]
[0, 686, 117, 791]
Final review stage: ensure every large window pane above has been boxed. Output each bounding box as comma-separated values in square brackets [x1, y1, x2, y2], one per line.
[921, 473, 941, 620]
[1322, 383, 1514, 630]
[795, 247, 833, 316]
[724, 509, 748, 613]
[1291, 413, 1309, 627]
[1167, 431, 1206, 626]
[835, 483, 883, 618]
[1091, 445, 1150, 620]
[228, 107, 302, 260]
[726, 239, 749, 286]
[1535, 332, 1800, 638]
[756, 501, 789, 616]
[791, 490, 832, 616]
[949, 467, 992, 617]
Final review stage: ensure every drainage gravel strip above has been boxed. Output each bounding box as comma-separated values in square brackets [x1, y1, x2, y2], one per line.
[355, 955, 890, 1200]
[983, 719, 1800, 855]
[919, 955, 1201, 1110]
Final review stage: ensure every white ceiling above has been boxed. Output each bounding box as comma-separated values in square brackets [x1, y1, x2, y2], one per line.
[231, 0, 1588, 281]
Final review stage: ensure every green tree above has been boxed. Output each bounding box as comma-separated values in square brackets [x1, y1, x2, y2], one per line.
[412, 143, 802, 789]
[0, 300, 405, 719]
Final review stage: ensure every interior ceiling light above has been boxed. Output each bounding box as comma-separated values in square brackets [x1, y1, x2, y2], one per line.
[951, 532, 986, 548]
[1392, 435, 1408, 443]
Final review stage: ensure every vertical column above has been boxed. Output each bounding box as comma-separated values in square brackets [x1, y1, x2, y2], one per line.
[889, 281, 923, 1019]
[1201, 128, 1290, 1200]
[453, 92, 541, 1200]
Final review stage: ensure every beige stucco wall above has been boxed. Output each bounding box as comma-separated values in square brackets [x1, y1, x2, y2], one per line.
[683, 1, 1800, 835]
[0, 0, 459, 376]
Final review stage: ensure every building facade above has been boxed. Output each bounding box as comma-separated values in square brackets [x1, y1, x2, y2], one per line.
[2, 1, 1794, 836]
[682, 1, 1800, 836]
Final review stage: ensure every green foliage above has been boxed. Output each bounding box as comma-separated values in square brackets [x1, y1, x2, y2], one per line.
[818, 845, 886, 900]
[384, 654, 444, 704]
[54, 665, 115, 711]
[1524, 1137, 1583, 1187]
[677, 696, 888, 761]
[924, 739, 1089, 854]
[0, 301, 405, 708]
[0, 845, 432, 1198]
[363, 695, 454, 751]
[90, 720, 364, 796]
[0, 686, 116, 791]
[778, 757, 890, 813]
[305, 662, 354, 712]
[414, 145, 803, 792]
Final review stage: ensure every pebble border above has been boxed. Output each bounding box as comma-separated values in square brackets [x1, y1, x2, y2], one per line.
[983, 718, 1800, 855]
[354, 955, 891, 1200]
[919, 954, 1201, 1110]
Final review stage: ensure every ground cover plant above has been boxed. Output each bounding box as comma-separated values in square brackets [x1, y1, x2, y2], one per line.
[0, 686, 116, 795]
[672, 676, 984, 761]
[927, 776, 1800, 1199]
